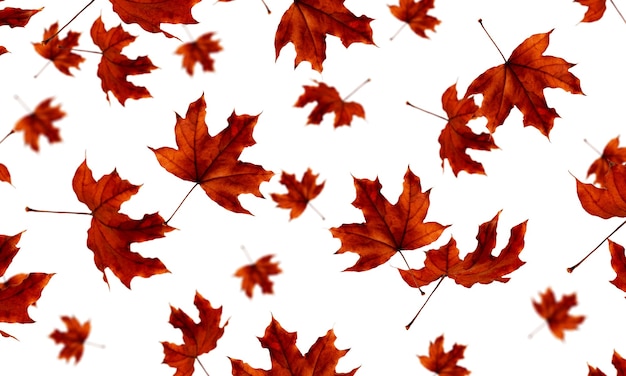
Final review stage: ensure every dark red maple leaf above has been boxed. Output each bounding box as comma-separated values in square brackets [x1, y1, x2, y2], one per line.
[0, 163, 10, 184]
[576, 163, 626, 219]
[586, 136, 626, 187]
[588, 350, 626, 376]
[0, 6, 41, 28]
[33, 22, 85, 76]
[176, 32, 222, 75]
[532, 287, 585, 340]
[109, 0, 201, 38]
[235, 254, 281, 298]
[418, 335, 469, 376]
[389, 0, 440, 38]
[13, 97, 64, 152]
[50, 316, 91, 363]
[294, 81, 365, 127]
[270, 168, 325, 220]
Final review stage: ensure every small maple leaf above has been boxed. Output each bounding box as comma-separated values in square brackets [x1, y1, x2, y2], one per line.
[13, 97, 64, 152]
[331, 167, 448, 272]
[176, 32, 222, 75]
[235, 254, 281, 298]
[150, 94, 274, 215]
[162, 291, 228, 376]
[576, 163, 626, 219]
[0, 6, 42, 28]
[275, 0, 375, 72]
[466, 29, 583, 137]
[0, 163, 10, 184]
[608, 240, 626, 295]
[230, 316, 358, 375]
[532, 287, 585, 340]
[108, 0, 201, 38]
[586, 136, 626, 187]
[295, 81, 365, 127]
[588, 350, 626, 376]
[90, 16, 157, 105]
[418, 335, 469, 376]
[50, 316, 91, 363]
[389, 0, 440, 38]
[576, 0, 607, 23]
[270, 168, 325, 220]
[33, 22, 85, 76]
[72, 158, 174, 288]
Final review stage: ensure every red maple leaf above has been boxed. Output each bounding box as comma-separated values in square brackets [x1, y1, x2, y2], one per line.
[270, 168, 325, 220]
[0, 6, 41, 28]
[389, 0, 440, 38]
[50, 316, 91, 363]
[33, 22, 85, 76]
[108, 0, 201, 38]
[275, 0, 374, 72]
[235, 254, 281, 298]
[230, 316, 358, 375]
[13, 97, 64, 152]
[0, 163, 10, 184]
[586, 136, 626, 187]
[608, 240, 626, 295]
[532, 287, 585, 340]
[176, 32, 222, 75]
[418, 335, 470, 376]
[588, 350, 626, 376]
[576, 163, 626, 219]
[294, 81, 365, 127]
[576, 0, 607, 23]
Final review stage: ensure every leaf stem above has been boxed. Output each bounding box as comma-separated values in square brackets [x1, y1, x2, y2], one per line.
[610, 0, 626, 24]
[306, 202, 325, 220]
[390, 23, 407, 41]
[406, 275, 444, 329]
[567, 219, 626, 273]
[14, 95, 31, 113]
[25, 207, 91, 215]
[85, 341, 105, 348]
[583, 138, 603, 157]
[397, 250, 424, 295]
[260, 0, 271, 14]
[165, 183, 199, 224]
[0, 130, 14, 147]
[343, 78, 371, 101]
[182, 25, 194, 41]
[57, 46, 101, 54]
[240, 245, 253, 264]
[478, 19, 506, 62]
[196, 357, 210, 376]
[406, 101, 448, 121]
[43, 0, 95, 44]
[528, 321, 546, 339]
[33, 60, 52, 79]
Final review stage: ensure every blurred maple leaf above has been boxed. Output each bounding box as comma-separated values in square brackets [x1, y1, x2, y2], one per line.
[576, 0, 607, 22]
[235, 254, 281, 298]
[13, 97, 64, 152]
[532, 287, 585, 340]
[295, 81, 365, 127]
[109, 0, 201, 38]
[50, 316, 91, 363]
[586, 136, 626, 187]
[588, 350, 626, 376]
[271, 168, 325, 220]
[176, 32, 222, 75]
[576, 163, 626, 218]
[418, 335, 470, 376]
[389, 0, 440, 39]
[33, 22, 84, 76]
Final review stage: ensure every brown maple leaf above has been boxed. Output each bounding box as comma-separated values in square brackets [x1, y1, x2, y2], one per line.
[465, 29, 583, 138]
[532, 287, 585, 340]
[576, 163, 626, 219]
[13, 97, 64, 152]
[235, 254, 281, 298]
[588, 350, 626, 376]
[91, 16, 157, 105]
[72, 158, 174, 288]
[331, 167, 448, 272]
[294, 81, 365, 127]
[176, 32, 222, 75]
[275, 0, 375, 72]
[33, 22, 85, 76]
[418, 335, 470, 376]
[162, 291, 228, 376]
[586, 136, 626, 187]
[389, 0, 440, 38]
[0, 6, 42, 28]
[150, 94, 274, 215]
[50, 316, 91, 363]
[0, 163, 10, 184]
[608, 240, 626, 295]
[399, 211, 526, 288]
[230, 316, 358, 375]
[576, 0, 607, 23]
[270, 168, 325, 220]
[109, 0, 201, 38]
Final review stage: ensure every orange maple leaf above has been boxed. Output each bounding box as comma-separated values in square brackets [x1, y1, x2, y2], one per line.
[13, 97, 64, 152]
[576, 163, 626, 219]
[0, 163, 10, 184]
[532, 287, 585, 340]
[389, 0, 440, 38]
[331, 167, 448, 272]
[295, 81, 365, 127]
[33, 22, 84, 76]
[576, 0, 607, 23]
[108, 0, 201, 38]
[588, 350, 626, 376]
[418, 335, 469, 376]
[275, 0, 374, 72]
[50, 316, 91, 363]
[465, 30, 583, 137]
[72, 158, 174, 288]
[176, 32, 222, 75]
[230, 316, 358, 375]
[150, 94, 274, 214]
[162, 291, 228, 376]
[608, 240, 626, 295]
[399, 211, 526, 288]
[586, 136, 626, 187]
[235, 254, 281, 298]
[90, 16, 157, 105]
[270, 168, 325, 220]
[0, 6, 42, 28]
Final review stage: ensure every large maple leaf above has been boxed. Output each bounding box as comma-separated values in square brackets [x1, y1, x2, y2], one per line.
[109, 0, 201, 38]
[275, 0, 374, 72]
[399, 211, 527, 288]
[176, 32, 222, 75]
[72, 158, 174, 288]
[161, 291, 227, 376]
[33, 22, 84, 76]
[270, 168, 325, 220]
[586, 136, 626, 187]
[150, 94, 274, 215]
[532, 287, 585, 340]
[13, 97, 64, 152]
[294, 81, 365, 127]
[90, 16, 157, 105]
[234, 254, 281, 298]
[588, 350, 626, 376]
[576, 163, 626, 219]
[465, 30, 583, 137]
[331, 167, 448, 272]
[389, 0, 440, 39]
[50, 316, 91, 363]
[418, 335, 470, 376]
[576, 0, 607, 23]
[230, 316, 358, 375]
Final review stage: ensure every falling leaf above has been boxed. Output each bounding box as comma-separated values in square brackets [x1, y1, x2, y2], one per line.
[162, 291, 227, 376]
[72, 158, 174, 288]
[0, 6, 42, 28]
[0, 46, 7, 55]
[465, 30, 583, 137]
[389, 0, 440, 38]
[0, 163, 9, 184]
[270, 168, 325, 220]
[609, 240, 626, 295]
[331, 167, 448, 272]
[235, 254, 281, 298]
[176, 32, 222, 75]
[50, 316, 91, 363]
[33, 22, 85, 76]
[532, 287, 585, 340]
[294, 81, 365, 127]
[275, 0, 374, 72]
[576, 0, 607, 23]
[108, 0, 201, 38]
[586, 136, 626, 187]
[150, 94, 274, 214]
[588, 350, 626, 376]
[230, 316, 358, 375]
[418, 335, 470, 376]
[0, 273, 54, 324]
[576, 163, 626, 219]
[0, 232, 22, 276]
[13, 97, 64, 152]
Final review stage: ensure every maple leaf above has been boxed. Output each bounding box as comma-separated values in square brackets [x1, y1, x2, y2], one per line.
[465, 30, 583, 137]
[275, 0, 375, 72]
[0, 6, 42, 28]
[0, 163, 10, 184]
[389, 0, 440, 38]
[0, 232, 22, 276]
[532, 287, 585, 340]
[576, 163, 626, 219]
[330, 167, 448, 272]
[399, 211, 526, 288]
[162, 291, 228, 376]
[0, 273, 54, 324]
[108, 0, 201, 38]
[0, 46, 6, 55]
[235, 254, 281, 298]
[608, 240, 626, 295]
[90, 16, 157, 105]
[150, 94, 274, 214]
[270, 168, 325, 220]
[13, 97, 64, 152]
[418, 335, 469, 376]
[72, 158, 174, 288]
[294, 81, 365, 127]
[576, 0, 607, 23]
[230, 316, 358, 375]
[50, 316, 91, 363]
[586, 136, 626, 187]
[437, 83, 498, 176]
[176, 32, 222, 75]
[33, 22, 85, 76]
[588, 350, 626, 376]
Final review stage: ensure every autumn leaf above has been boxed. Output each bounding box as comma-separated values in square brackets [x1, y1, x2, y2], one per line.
[576, 0, 607, 23]
[418, 335, 470, 376]
[0, 163, 9, 184]
[176, 32, 222, 75]
[72, 158, 174, 288]
[91, 16, 157, 105]
[576, 163, 626, 219]
[586, 136, 626, 187]
[0, 6, 42, 28]
[109, 0, 201, 38]
[331, 167, 448, 272]
[50, 316, 91, 363]
[150, 94, 274, 214]
[294, 81, 365, 127]
[230, 316, 358, 375]
[389, 0, 440, 38]
[588, 350, 626, 376]
[465, 29, 583, 137]
[13, 97, 64, 152]
[0, 232, 21, 276]
[162, 291, 227, 376]
[532, 287, 585, 340]
[270, 168, 325, 220]
[0, 46, 6, 55]
[235, 254, 281, 298]
[275, 0, 374, 72]
[33, 22, 85, 76]
[608, 240, 626, 295]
